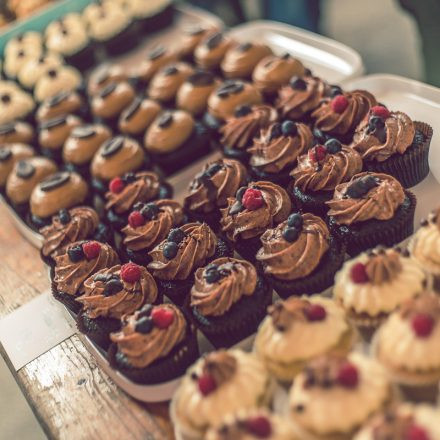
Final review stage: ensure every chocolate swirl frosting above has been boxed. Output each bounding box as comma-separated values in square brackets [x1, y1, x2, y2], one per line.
[220, 104, 278, 150]
[257, 213, 330, 280]
[326, 172, 405, 225]
[351, 111, 415, 162]
[184, 159, 248, 214]
[312, 90, 377, 136]
[365, 248, 403, 285]
[248, 122, 313, 173]
[40, 206, 99, 257]
[191, 257, 257, 316]
[122, 200, 184, 251]
[220, 181, 291, 241]
[77, 265, 157, 319]
[148, 222, 217, 280]
[105, 171, 160, 214]
[54, 241, 120, 296]
[291, 145, 363, 192]
[110, 304, 186, 368]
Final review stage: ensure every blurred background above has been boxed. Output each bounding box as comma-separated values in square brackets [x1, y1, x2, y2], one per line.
[0, 0, 430, 439]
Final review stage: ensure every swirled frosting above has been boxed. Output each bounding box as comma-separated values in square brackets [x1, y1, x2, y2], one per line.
[220, 104, 278, 150]
[78, 265, 157, 319]
[291, 145, 363, 192]
[110, 304, 186, 368]
[312, 90, 377, 136]
[248, 122, 313, 173]
[105, 171, 160, 214]
[289, 352, 390, 436]
[54, 241, 120, 296]
[257, 213, 330, 280]
[171, 349, 270, 437]
[148, 222, 217, 280]
[334, 248, 427, 317]
[184, 158, 248, 214]
[276, 75, 330, 119]
[220, 181, 291, 241]
[191, 257, 257, 316]
[326, 172, 405, 225]
[40, 206, 99, 257]
[351, 111, 415, 162]
[122, 199, 184, 251]
[0, 143, 34, 187]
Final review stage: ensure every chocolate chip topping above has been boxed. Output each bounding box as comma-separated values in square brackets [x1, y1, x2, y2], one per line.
[216, 81, 244, 99]
[187, 70, 214, 86]
[16, 160, 35, 179]
[1, 94, 11, 104]
[148, 46, 166, 60]
[237, 42, 252, 52]
[101, 136, 124, 158]
[163, 65, 178, 76]
[0, 148, 12, 162]
[40, 116, 67, 130]
[98, 82, 117, 99]
[46, 91, 70, 107]
[157, 112, 173, 128]
[205, 32, 223, 49]
[39, 171, 71, 192]
[47, 69, 58, 78]
[122, 97, 142, 121]
[0, 122, 16, 135]
[72, 125, 96, 139]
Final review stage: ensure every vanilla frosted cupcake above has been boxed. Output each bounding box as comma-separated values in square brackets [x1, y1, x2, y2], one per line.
[17, 53, 63, 90]
[34, 66, 82, 102]
[354, 403, 440, 440]
[171, 349, 272, 440]
[333, 246, 428, 332]
[374, 292, 440, 402]
[0, 86, 35, 124]
[254, 296, 354, 382]
[289, 352, 391, 439]
[409, 207, 440, 293]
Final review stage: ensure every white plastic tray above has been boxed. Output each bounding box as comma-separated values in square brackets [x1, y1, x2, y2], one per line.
[228, 20, 364, 84]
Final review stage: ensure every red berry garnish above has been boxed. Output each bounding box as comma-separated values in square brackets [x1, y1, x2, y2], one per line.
[308, 149, 317, 162]
[331, 95, 349, 113]
[121, 262, 141, 283]
[151, 307, 175, 329]
[407, 424, 430, 440]
[411, 313, 434, 338]
[109, 177, 124, 194]
[128, 211, 146, 228]
[306, 304, 327, 322]
[350, 262, 369, 284]
[371, 105, 390, 119]
[308, 145, 327, 162]
[82, 241, 101, 260]
[337, 362, 359, 388]
[242, 188, 264, 211]
[198, 373, 217, 396]
[246, 415, 272, 438]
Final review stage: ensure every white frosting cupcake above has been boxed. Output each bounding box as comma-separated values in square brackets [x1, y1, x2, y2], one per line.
[17, 53, 64, 89]
[4, 45, 42, 79]
[254, 296, 353, 382]
[34, 66, 82, 102]
[289, 352, 390, 438]
[171, 349, 272, 440]
[4, 32, 43, 58]
[0, 87, 35, 124]
[126, 0, 171, 19]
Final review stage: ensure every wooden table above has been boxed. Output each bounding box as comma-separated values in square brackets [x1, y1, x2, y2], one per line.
[0, 203, 174, 440]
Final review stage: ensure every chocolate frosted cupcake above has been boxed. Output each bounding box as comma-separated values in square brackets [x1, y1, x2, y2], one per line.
[108, 303, 199, 384]
[118, 97, 161, 138]
[351, 105, 432, 188]
[104, 170, 172, 230]
[184, 158, 248, 230]
[5, 157, 57, 214]
[144, 110, 209, 175]
[221, 42, 273, 79]
[91, 81, 136, 127]
[176, 70, 219, 116]
[312, 89, 377, 142]
[29, 171, 89, 228]
[147, 222, 232, 305]
[177, 26, 217, 61]
[247, 120, 313, 185]
[0, 143, 34, 188]
[52, 240, 120, 313]
[276, 75, 331, 122]
[63, 124, 112, 177]
[290, 138, 363, 216]
[326, 172, 416, 256]
[77, 263, 159, 349]
[34, 66, 82, 103]
[205, 80, 262, 130]
[147, 62, 194, 104]
[194, 32, 234, 71]
[17, 53, 63, 91]
[189, 257, 272, 348]
[38, 114, 82, 161]
[90, 135, 147, 197]
[252, 54, 306, 98]
[0, 121, 34, 145]
[220, 181, 291, 262]
[121, 199, 184, 265]
[134, 45, 177, 86]
[219, 104, 278, 163]
[257, 212, 345, 297]
[36, 91, 85, 123]
[87, 64, 128, 96]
